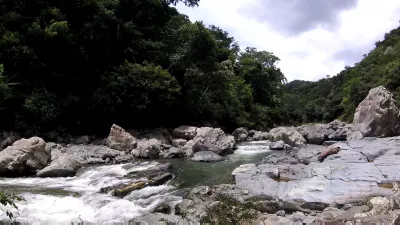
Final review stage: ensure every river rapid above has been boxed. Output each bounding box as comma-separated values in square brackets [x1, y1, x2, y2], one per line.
[0, 141, 272, 225]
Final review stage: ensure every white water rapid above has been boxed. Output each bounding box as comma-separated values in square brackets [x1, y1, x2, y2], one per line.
[0, 162, 181, 225]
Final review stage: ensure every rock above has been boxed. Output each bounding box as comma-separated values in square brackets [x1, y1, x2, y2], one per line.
[232, 163, 256, 176]
[148, 173, 173, 186]
[0, 131, 20, 150]
[351, 86, 400, 139]
[249, 130, 269, 141]
[113, 181, 146, 197]
[232, 128, 248, 142]
[269, 141, 285, 150]
[153, 204, 171, 214]
[189, 127, 236, 155]
[172, 126, 197, 140]
[37, 155, 81, 177]
[191, 151, 224, 162]
[0, 137, 49, 176]
[342, 204, 353, 210]
[106, 124, 138, 152]
[172, 139, 187, 147]
[268, 127, 306, 147]
[354, 197, 390, 217]
[323, 141, 339, 146]
[318, 207, 344, 221]
[288, 212, 306, 222]
[131, 138, 162, 159]
[276, 210, 286, 217]
[125, 163, 171, 179]
[263, 215, 294, 225]
[159, 147, 185, 159]
[51, 144, 135, 165]
[74, 135, 90, 145]
[297, 123, 329, 145]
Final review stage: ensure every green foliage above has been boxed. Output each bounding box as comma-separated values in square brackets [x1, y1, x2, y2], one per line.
[0, 192, 20, 219]
[0, 0, 285, 133]
[282, 25, 400, 125]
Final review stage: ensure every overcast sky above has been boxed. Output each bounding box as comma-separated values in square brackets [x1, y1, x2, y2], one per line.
[176, 0, 400, 81]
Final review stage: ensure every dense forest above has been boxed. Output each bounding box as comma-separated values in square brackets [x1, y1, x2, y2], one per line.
[0, 0, 286, 134]
[0, 0, 399, 135]
[282, 25, 400, 125]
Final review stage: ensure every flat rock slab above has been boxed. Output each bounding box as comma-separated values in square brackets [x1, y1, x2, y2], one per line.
[234, 136, 400, 208]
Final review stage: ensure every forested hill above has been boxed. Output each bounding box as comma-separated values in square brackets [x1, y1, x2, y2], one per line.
[282, 25, 400, 125]
[0, 0, 286, 134]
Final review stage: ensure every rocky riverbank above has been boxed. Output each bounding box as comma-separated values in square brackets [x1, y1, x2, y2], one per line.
[2, 86, 400, 224]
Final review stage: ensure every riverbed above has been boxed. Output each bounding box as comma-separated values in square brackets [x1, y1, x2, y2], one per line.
[0, 141, 272, 224]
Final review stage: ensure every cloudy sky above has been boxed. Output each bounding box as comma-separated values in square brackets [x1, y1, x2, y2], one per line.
[176, 0, 400, 81]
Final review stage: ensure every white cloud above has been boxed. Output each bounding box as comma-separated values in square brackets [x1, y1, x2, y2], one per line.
[176, 0, 400, 81]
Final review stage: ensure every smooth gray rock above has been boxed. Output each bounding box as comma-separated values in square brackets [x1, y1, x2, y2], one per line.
[232, 127, 248, 142]
[173, 126, 197, 140]
[350, 86, 400, 140]
[191, 151, 224, 162]
[270, 141, 285, 150]
[106, 124, 137, 152]
[269, 127, 306, 147]
[0, 137, 49, 176]
[37, 155, 81, 177]
[233, 137, 400, 209]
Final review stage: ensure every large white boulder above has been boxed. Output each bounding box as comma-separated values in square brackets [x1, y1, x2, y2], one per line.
[0, 137, 49, 176]
[350, 86, 400, 140]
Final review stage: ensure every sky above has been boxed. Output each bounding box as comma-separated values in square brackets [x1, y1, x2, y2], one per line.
[176, 0, 400, 82]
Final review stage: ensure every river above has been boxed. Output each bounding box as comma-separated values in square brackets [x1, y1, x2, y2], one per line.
[0, 141, 272, 225]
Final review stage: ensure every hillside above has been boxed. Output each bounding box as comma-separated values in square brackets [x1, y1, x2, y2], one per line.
[282, 25, 400, 125]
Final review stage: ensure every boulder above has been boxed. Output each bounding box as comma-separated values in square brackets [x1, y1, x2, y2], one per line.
[192, 127, 236, 155]
[0, 137, 49, 176]
[351, 86, 400, 139]
[173, 126, 197, 140]
[232, 163, 256, 176]
[268, 127, 306, 147]
[191, 151, 224, 162]
[248, 130, 268, 141]
[125, 163, 171, 179]
[296, 123, 329, 145]
[37, 155, 81, 177]
[232, 128, 248, 142]
[131, 138, 163, 159]
[269, 141, 285, 150]
[106, 124, 137, 152]
[172, 138, 187, 147]
[159, 147, 185, 159]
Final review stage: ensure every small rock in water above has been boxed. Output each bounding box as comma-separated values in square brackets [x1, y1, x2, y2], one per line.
[154, 204, 172, 214]
[114, 181, 146, 198]
[191, 151, 224, 162]
[148, 173, 173, 186]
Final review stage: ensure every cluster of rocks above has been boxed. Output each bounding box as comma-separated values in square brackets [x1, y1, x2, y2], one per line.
[105, 124, 236, 162]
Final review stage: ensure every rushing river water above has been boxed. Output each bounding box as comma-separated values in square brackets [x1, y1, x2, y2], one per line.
[0, 141, 272, 225]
